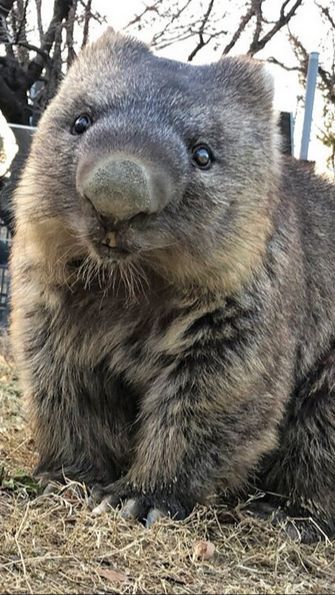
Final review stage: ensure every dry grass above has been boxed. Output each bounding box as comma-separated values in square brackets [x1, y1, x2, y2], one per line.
[1, 357, 335, 594]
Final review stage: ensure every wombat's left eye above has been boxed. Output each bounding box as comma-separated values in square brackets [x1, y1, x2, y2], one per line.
[71, 114, 93, 135]
[192, 144, 213, 169]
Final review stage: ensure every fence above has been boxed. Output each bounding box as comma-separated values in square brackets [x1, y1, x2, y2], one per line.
[0, 220, 11, 325]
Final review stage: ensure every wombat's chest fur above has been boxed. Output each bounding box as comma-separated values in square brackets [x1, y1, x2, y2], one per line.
[43, 277, 265, 395]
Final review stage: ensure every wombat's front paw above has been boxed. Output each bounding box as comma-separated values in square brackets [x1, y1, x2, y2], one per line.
[90, 478, 190, 527]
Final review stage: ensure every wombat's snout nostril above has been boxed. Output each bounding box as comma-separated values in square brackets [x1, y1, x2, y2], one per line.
[77, 156, 166, 222]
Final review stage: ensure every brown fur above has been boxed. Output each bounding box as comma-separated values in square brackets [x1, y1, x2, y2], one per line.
[10, 29, 335, 540]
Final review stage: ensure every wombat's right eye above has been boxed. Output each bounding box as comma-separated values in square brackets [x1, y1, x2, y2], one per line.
[191, 144, 213, 169]
[71, 114, 93, 135]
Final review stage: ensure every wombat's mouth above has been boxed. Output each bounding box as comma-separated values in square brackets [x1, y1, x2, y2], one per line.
[101, 231, 118, 249]
[95, 230, 132, 261]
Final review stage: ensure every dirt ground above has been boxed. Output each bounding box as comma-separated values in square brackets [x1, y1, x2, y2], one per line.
[1, 356, 335, 594]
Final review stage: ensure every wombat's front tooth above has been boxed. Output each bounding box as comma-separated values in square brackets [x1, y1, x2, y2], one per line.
[104, 231, 117, 247]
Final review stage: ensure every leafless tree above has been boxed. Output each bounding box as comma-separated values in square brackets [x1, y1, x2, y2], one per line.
[125, 0, 304, 62]
[0, 0, 106, 124]
[291, 4, 334, 172]
[266, 2, 334, 172]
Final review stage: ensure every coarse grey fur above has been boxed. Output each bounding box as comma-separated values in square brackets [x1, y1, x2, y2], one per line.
[10, 28, 335, 541]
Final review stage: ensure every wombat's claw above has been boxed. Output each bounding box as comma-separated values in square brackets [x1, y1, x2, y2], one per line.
[90, 480, 187, 525]
[91, 497, 112, 516]
[119, 498, 166, 527]
[120, 497, 146, 520]
[88, 483, 105, 511]
[91, 494, 167, 526]
[91, 495, 145, 519]
[37, 477, 62, 495]
[89, 481, 129, 516]
[119, 498, 175, 527]
[145, 507, 166, 527]
[42, 481, 59, 495]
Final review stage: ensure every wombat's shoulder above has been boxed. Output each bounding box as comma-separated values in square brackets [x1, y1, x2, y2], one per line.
[276, 156, 335, 291]
[280, 156, 334, 203]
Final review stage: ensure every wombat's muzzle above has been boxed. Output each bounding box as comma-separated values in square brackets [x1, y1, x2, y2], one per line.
[76, 155, 171, 224]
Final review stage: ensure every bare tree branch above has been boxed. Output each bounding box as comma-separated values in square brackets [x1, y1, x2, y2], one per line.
[34, 0, 44, 44]
[0, 0, 105, 123]
[81, 0, 92, 48]
[0, 0, 15, 17]
[315, 2, 335, 30]
[78, 0, 106, 25]
[0, 58, 30, 122]
[248, 0, 303, 55]
[289, 29, 334, 100]
[250, 0, 263, 50]
[267, 56, 300, 71]
[45, 19, 63, 103]
[7, 40, 52, 62]
[14, 0, 30, 64]
[66, 0, 77, 66]
[221, 4, 254, 55]
[150, 0, 193, 49]
[0, 0, 13, 43]
[25, 0, 74, 88]
[187, 0, 216, 61]
[125, 0, 161, 28]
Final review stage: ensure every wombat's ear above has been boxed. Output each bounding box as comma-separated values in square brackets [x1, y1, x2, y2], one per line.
[94, 26, 148, 55]
[99, 26, 116, 41]
[217, 56, 274, 112]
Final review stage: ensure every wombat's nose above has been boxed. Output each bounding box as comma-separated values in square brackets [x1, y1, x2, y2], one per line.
[77, 157, 162, 221]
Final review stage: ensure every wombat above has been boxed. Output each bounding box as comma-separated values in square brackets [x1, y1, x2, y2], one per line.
[10, 28, 335, 541]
